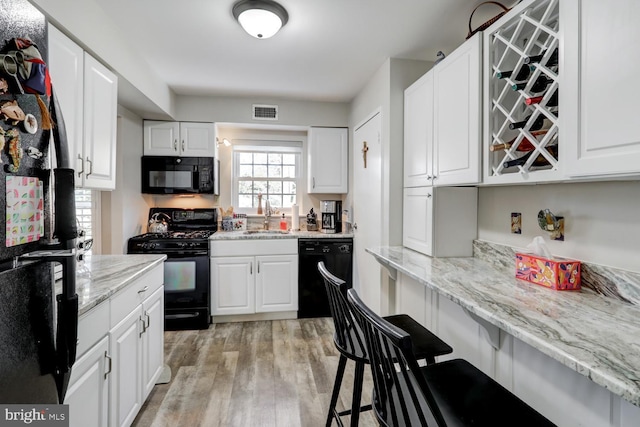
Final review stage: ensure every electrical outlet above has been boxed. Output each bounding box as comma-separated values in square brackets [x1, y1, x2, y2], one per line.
[511, 212, 522, 234]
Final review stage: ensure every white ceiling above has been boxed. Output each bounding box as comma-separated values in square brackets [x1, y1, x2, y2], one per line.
[92, 0, 505, 103]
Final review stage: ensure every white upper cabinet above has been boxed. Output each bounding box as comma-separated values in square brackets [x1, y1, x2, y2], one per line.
[143, 121, 216, 157]
[83, 54, 118, 190]
[308, 127, 348, 193]
[433, 32, 482, 186]
[48, 25, 83, 176]
[403, 33, 482, 188]
[404, 71, 434, 187]
[48, 25, 118, 190]
[561, 0, 640, 178]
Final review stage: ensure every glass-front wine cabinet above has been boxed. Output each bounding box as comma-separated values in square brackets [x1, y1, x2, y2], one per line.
[484, 0, 561, 183]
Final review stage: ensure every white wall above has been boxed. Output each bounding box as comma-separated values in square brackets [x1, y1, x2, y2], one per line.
[32, 0, 175, 118]
[348, 58, 432, 314]
[101, 106, 152, 254]
[175, 95, 348, 127]
[478, 181, 640, 273]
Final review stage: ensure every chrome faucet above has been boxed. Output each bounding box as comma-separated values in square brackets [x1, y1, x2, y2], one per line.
[264, 200, 272, 230]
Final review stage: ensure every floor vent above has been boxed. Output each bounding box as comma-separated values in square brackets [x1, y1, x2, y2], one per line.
[253, 104, 278, 121]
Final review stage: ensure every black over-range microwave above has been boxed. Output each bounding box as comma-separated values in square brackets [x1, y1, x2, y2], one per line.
[141, 156, 219, 195]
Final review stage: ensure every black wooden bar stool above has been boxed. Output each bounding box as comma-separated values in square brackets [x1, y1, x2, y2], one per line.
[318, 262, 452, 427]
[347, 288, 557, 427]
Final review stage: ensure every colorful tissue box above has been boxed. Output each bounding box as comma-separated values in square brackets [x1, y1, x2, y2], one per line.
[515, 252, 581, 291]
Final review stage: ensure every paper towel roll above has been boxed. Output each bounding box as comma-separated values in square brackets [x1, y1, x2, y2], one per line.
[291, 204, 300, 230]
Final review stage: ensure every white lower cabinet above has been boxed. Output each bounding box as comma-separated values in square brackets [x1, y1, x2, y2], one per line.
[210, 256, 254, 315]
[141, 288, 164, 398]
[110, 285, 164, 427]
[109, 308, 142, 427]
[255, 255, 298, 313]
[210, 240, 298, 316]
[65, 265, 164, 427]
[65, 336, 110, 427]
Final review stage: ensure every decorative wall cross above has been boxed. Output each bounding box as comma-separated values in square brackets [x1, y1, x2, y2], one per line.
[362, 141, 369, 168]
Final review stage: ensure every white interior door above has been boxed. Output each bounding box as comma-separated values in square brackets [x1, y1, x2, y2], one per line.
[352, 111, 382, 312]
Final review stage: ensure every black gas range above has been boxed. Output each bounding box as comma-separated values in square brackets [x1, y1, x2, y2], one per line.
[127, 230, 215, 253]
[127, 208, 218, 330]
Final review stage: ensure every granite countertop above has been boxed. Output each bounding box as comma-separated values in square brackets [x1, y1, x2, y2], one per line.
[366, 245, 640, 408]
[67, 254, 166, 315]
[210, 230, 354, 240]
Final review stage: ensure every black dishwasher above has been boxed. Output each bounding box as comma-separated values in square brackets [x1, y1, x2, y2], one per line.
[298, 238, 353, 318]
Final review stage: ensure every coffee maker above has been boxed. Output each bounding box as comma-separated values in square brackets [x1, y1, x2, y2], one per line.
[320, 200, 342, 234]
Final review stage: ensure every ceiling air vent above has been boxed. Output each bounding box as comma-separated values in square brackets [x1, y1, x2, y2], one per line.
[253, 104, 279, 121]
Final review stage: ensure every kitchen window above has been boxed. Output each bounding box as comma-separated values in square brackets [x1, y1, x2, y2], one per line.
[232, 144, 301, 213]
[75, 189, 100, 254]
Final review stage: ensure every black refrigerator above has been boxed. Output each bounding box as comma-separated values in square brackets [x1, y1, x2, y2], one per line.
[0, 0, 79, 404]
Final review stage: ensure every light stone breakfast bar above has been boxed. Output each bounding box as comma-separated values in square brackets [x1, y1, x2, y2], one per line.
[367, 241, 640, 426]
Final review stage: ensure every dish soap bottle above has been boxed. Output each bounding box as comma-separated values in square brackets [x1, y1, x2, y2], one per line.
[280, 213, 287, 231]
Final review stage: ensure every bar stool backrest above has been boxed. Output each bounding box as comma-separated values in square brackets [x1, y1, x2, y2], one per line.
[347, 288, 446, 427]
[317, 261, 367, 359]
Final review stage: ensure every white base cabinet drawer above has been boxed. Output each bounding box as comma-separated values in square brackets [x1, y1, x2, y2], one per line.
[76, 301, 109, 359]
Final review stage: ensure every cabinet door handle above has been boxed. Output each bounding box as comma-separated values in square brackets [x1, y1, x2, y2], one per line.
[257, 261, 260, 274]
[85, 157, 93, 178]
[174, 139, 178, 151]
[250, 263, 253, 275]
[138, 285, 149, 294]
[140, 316, 147, 337]
[77, 154, 84, 178]
[182, 140, 185, 152]
[427, 193, 432, 198]
[145, 312, 151, 329]
[312, 177, 316, 189]
[104, 352, 112, 379]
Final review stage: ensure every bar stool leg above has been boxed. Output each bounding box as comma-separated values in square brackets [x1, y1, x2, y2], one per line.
[349, 361, 365, 427]
[326, 354, 348, 427]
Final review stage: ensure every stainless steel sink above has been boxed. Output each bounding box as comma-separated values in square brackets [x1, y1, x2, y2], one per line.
[243, 230, 290, 235]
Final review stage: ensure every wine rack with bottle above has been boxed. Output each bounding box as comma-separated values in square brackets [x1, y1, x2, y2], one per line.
[484, 0, 561, 183]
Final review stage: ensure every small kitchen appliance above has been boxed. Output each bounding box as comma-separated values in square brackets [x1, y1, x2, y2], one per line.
[141, 156, 219, 195]
[127, 208, 218, 330]
[320, 200, 342, 234]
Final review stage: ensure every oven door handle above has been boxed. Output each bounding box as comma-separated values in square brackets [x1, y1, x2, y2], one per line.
[165, 251, 208, 258]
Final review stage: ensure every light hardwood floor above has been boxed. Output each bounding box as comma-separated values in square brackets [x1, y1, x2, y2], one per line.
[133, 318, 377, 427]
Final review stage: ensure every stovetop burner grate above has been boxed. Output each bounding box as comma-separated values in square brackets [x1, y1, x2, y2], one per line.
[129, 230, 216, 241]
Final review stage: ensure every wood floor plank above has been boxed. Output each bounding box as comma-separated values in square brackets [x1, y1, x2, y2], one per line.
[133, 318, 378, 427]
[201, 351, 239, 427]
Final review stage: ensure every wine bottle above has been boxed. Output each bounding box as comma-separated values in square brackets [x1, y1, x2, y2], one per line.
[502, 145, 558, 169]
[512, 75, 553, 93]
[489, 130, 549, 152]
[525, 90, 558, 106]
[496, 64, 530, 81]
[509, 114, 554, 131]
[524, 47, 558, 66]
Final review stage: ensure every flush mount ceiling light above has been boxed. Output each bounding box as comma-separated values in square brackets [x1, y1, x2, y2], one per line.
[232, 0, 289, 39]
